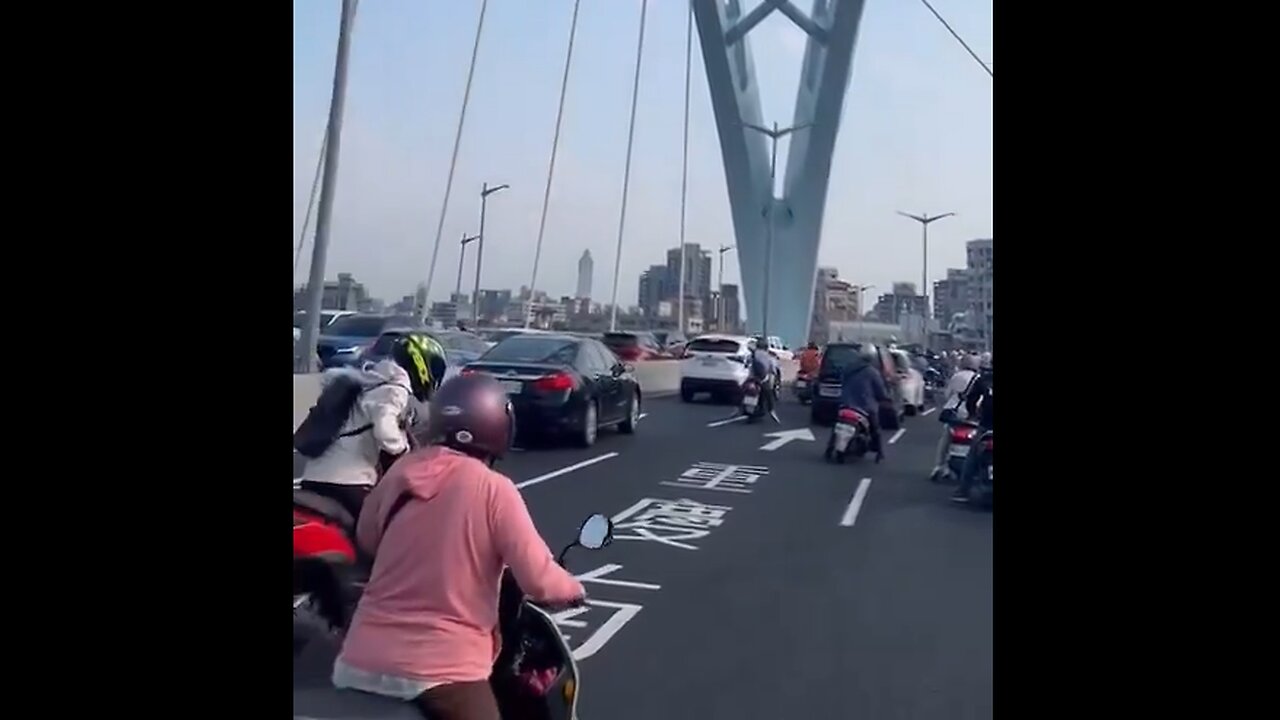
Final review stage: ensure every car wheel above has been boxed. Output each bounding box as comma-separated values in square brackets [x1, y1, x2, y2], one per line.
[680, 387, 695, 403]
[904, 404, 917, 417]
[619, 392, 640, 434]
[576, 401, 598, 448]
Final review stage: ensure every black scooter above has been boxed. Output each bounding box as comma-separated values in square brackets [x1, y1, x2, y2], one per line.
[293, 513, 613, 720]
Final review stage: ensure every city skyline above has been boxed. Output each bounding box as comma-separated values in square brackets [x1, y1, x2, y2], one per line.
[293, 0, 992, 310]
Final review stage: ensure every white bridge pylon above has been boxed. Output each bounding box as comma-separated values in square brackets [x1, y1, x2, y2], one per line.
[693, 0, 868, 346]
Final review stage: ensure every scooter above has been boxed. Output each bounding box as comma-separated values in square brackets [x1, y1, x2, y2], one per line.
[793, 370, 815, 405]
[824, 406, 871, 463]
[930, 418, 981, 483]
[963, 430, 993, 509]
[740, 378, 768, 423]
[292, 513, 614, 720]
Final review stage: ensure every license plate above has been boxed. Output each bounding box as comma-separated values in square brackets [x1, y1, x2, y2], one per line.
[499, 380, 523, 395]
[819, 386, 840, 397]
[743, 396, 758, 409]
[795, 380, 808, 389]
[949, 445, 969, 457]
[987, 466, 993, 480]
[700, 357, 719, 366]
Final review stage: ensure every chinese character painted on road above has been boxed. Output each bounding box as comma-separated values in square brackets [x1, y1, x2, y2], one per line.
[610, 497, 733, 550]
[550, 564, 659, 661]
[661, 462, 769, 494]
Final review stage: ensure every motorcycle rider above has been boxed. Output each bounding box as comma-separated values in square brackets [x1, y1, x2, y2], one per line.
[798, 341, 822, 377]
[952, 353, 994, 503]
[333, 374, 586, 720]
[298, 334, 448, 520]
[749, 335, 780, 413]
[838, 344, 891, 462]
[929, 352, 981, 479]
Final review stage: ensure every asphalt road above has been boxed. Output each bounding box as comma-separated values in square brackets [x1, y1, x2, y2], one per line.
[294, 392, 993, 719]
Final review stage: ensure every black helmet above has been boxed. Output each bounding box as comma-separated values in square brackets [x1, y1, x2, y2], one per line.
[807, 341, 818, 350]
[391, 334, 448, 403]
[423, 374, 514, 462]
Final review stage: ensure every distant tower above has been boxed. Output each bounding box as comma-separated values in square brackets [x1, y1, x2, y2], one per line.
[576, 250, 593, 300]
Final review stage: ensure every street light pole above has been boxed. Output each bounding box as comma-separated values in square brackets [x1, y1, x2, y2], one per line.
[473, 182, 509, 324]
[717, 244, 735, 331]
[853, 284, 874, 338]
[298, 0, 358, 372]
[896, 211, 955, 346]
[743, 121, 812, 341]
[455, 233, 480, 298]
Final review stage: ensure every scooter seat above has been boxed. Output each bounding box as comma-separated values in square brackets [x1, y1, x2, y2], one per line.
[293, 489, 356, 531]
[293, 686, 427, 720]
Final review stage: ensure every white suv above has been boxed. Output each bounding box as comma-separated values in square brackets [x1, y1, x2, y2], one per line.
[680, 334, 753, 403]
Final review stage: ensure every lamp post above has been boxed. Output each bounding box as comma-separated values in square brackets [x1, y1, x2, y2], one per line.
[853, 284, 874, 337]
[716, 244, 735, 331]
[896, 210, 955, 347]
[743, 121, 812, 340]
[455, 233, 480, 298]
[473, 182, 509, 323]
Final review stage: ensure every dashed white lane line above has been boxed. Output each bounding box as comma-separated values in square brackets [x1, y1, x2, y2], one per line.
[515, 452, 620, 490]
[888, 428, 907, 444]
[706, 415, 747, 428]
[840, 478, 873, 527]
[921, 407, 937, 417]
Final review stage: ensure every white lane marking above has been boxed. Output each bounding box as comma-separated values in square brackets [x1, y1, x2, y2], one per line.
[565, 599, 644, 661]
[759, 427, 816, 451]
[888, 428, 906, 444]
[575, 563, 662, 590]
[921, 407, 937, 417]
[515, 452, 619, 489]
[638, 413, 648, 421]
[707, 415, 747, 428]
[839, 478, 873, 527]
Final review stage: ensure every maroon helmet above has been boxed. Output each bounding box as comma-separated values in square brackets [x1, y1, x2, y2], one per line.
[423, 373, 514, 461]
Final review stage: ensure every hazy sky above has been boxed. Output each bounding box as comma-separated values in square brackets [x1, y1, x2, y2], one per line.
[293, 0, 992, 307]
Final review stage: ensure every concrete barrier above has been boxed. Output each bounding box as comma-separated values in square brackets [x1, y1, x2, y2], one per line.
[293, 358, 798, 430]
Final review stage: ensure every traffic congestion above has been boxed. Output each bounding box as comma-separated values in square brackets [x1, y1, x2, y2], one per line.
[292, 325, 993, 719]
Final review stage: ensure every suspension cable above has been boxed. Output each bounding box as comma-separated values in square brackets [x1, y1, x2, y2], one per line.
[293, 0, 360, 278]
[676, 1, 692, 334]
[420, 0, 491, 320]
[608, 0, 650, 331]
[294, 132, 327, 276]
[918, 0, 992, 78]
[525, 0, 584, 328]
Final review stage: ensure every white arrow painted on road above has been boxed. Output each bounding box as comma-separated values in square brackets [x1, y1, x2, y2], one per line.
[758, 427, 816, 451]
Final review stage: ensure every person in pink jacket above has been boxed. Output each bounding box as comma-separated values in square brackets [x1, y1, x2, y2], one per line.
[333, 373, 586, 720]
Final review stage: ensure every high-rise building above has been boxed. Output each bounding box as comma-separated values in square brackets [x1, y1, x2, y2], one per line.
[665, 244, 713, 308]
[932, 268, 970, 328]
[870, 282, 928, 325]
[576, 250, 593, 300]
[293, 272, 370, 312]
[637, 264, 672, 317]
[810, 267, 862, 343]
[966, 239, 993, 349]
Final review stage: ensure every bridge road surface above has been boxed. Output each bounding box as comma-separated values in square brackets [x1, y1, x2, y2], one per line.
[293, 395, 993, 719]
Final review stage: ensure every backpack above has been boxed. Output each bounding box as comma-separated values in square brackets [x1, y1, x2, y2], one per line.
[293, 376, 394, 459]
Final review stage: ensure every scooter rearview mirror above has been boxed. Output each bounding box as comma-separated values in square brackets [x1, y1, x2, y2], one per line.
[577, 513, 613, 550]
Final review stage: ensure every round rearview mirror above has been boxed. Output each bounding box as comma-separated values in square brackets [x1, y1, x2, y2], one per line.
[577, 513, 613, 550]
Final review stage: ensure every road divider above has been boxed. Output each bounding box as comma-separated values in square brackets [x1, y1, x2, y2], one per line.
[293, 360, 683, 430]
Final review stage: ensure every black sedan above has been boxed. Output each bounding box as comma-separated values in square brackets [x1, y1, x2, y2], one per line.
[462, 333, 641, 448]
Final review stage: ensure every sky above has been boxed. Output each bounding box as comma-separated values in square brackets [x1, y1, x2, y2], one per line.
[292, 0, 992, 308]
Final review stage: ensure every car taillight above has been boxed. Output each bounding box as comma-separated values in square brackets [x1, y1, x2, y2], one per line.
[743, 381, 760, 396]
[460, 367, 478, 376]
[837, 408, 860, 423]
[950, 425, 977, 442]
[533, 372, 574, 392]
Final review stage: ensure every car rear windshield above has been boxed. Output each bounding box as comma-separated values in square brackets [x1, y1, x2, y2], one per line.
[686, 339, 741, 354]
[821, 345, 861, 368]
[603, 333, 639, 348]
[368, 332, 405, 356]
[325, 316, 389, 337]
[483, 336, 579, 365]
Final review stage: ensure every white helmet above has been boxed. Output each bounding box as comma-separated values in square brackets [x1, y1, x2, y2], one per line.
[959, 353, 980, 371]
[979, 352, 993, 370]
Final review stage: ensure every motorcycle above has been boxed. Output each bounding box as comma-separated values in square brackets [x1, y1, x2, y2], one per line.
[741, 377, 767, 423]
[824, 406, 871, 463]
[292, 488, 362, 655]
[931, 418, 981, 483]
[962, 430, 993, 508]
[292, 513, 614, 720]
[793, 370, 815, 405]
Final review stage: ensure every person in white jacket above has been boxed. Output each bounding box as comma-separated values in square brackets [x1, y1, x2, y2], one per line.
[929, 353, 981, 480]
[299, 334, 447, 520]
